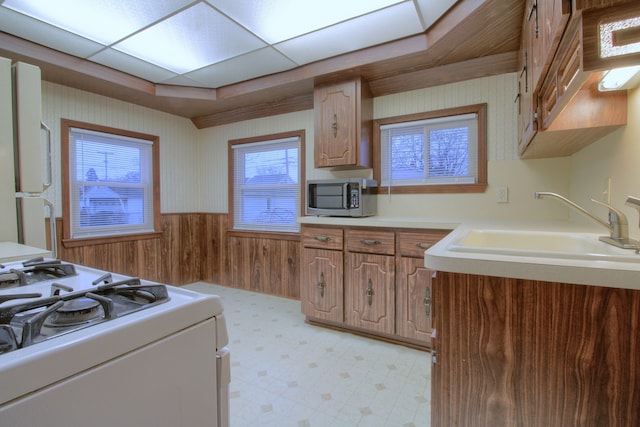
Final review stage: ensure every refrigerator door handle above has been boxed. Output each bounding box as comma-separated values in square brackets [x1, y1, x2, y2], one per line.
[40, 121, 52, 190]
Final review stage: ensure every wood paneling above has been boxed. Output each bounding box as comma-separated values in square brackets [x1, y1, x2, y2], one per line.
[226, 234, 300, 299]
[432, 271, 640, 427]
[54, 213, 299, 298]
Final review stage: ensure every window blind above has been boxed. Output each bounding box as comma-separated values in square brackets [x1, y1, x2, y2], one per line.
[231, 136, 300, 233]
[380, 113, 478, 188]
[69, 127, 154, 239]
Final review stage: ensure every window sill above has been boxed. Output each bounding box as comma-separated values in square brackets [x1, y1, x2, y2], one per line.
[62, 231, 163, 248]
[375, 183, 487, 194]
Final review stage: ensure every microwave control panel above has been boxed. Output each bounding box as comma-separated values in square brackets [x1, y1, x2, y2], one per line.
[349, 184, 359, 208]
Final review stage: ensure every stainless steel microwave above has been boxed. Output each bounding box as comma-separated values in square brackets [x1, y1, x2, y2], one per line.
[306, 178, 377, 217]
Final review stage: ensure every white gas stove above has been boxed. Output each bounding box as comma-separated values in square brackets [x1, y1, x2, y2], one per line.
[0, 257, 230, 427]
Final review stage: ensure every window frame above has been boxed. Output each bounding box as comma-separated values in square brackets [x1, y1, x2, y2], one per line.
[227, 130, 305, 238]
[372, 103, 488, 194]
[61, 119, 161, 247]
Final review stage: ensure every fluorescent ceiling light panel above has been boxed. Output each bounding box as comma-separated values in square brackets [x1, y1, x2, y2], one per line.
[114, 3, 266, 74]
[275, 1, 423, 65]
[90, 49, 179, 83]
[185, 47, 297, 87]
[2, 0, 193, 45]
[207, 0, 405, 43]
[598, 65, 640, 91]
[0, 8, 104, 58]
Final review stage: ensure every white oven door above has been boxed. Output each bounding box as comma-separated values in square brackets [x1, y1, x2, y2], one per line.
[0, 318, 220, 427]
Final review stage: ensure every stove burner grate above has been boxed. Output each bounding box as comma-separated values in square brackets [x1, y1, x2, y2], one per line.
[0, 277, 169, 354]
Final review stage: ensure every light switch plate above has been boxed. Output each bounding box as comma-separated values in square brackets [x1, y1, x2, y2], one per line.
[496, 186, 508, 203]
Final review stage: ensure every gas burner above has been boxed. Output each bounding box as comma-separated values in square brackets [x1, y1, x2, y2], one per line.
[0, 258, 77, 289]
[0, 277, 170, 354]
[45, 297, 102, 326]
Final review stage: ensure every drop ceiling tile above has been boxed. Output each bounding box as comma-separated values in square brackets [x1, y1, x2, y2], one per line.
[0, 8, 105, 58]
[207, 0, 406, 43]
[157, 74, 212, 88]
[1, 0, 194, 44]
[113, 2, 267, 74]
[184, 47, 297, 87]
[90, 49, 179, 83]
[275, 1, 423, 65]
[416, 0, 458, 29]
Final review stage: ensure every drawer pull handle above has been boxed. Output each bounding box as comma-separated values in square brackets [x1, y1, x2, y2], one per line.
[317, 272, 325, 298]
[416, 243, 432, 250]
[424, 287, 431, 317]
[366, 279, 374, 306]
[361, 239, 381, 246]
[314, 236, 332, 242]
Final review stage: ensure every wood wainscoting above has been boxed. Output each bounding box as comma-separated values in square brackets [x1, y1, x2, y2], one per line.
[52, 213, 301, 299]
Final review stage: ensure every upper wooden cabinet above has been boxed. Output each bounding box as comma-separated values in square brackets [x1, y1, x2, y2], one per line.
[313, 77, 373, 168]
[517, 0, 571, 152]
[518, 1, 632, 159]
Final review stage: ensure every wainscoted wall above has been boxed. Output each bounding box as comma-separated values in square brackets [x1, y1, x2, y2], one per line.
[53, 213, 301, 298]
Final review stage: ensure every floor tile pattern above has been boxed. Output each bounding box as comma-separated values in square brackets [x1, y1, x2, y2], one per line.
[186, 283, 431, 427]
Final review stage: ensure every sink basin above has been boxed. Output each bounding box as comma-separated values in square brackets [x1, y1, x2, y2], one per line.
[447, 229, 640, 263]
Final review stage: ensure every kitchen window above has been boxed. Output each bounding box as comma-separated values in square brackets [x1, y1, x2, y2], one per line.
[373, 104, 487, 194]
[61, 120, 160, 244]
[229, 131, 304, 234]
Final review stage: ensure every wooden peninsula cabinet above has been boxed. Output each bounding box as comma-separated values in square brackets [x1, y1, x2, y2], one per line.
[313, 76, 372, 168]
[431, 271, 640, 426]
[300, 223, 449, 349]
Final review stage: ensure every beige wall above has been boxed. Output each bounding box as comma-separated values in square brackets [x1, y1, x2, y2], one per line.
[42, 73, 635, 228]
[569, 86, 640, 240]
[199, 73, 574, 222]
[42, 82, 201, 214]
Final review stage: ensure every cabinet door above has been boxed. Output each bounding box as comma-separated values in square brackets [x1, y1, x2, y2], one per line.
[396, 257, 433, 342]
[345, 252, 395, 334]
[314, 80, 357, 168]
[518, 0, 537, 152]
[300, 248, 344, 322]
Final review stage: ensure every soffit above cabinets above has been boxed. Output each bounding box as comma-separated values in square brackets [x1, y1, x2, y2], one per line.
[0, 0, 524, 126]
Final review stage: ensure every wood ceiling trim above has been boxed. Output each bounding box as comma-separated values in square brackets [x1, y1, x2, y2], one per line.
[369, 51, 519, 96]
[191, 93, 314, 129]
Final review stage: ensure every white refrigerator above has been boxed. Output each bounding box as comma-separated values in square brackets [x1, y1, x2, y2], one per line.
[0, 57, 54, 254]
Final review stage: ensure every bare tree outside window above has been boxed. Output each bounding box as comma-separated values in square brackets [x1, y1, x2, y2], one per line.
[374, 104, 486, 194]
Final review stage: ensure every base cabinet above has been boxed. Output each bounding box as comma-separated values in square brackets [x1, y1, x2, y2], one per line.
[345, 252, 395, 335]
[431, 271, 640, 426]
[300, 224, 449, 348]
[396, 257, 433, 342]
[301, 248, 344, 322]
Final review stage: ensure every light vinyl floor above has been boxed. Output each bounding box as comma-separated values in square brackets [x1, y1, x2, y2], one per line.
[186, 283, 431, 427]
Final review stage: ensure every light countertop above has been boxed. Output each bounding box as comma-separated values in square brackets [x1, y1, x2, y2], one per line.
[424, 224, 640, 290]
[0, 241, 51, 263]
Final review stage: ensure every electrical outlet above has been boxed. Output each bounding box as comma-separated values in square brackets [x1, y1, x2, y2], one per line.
[496, 186, 508, 203]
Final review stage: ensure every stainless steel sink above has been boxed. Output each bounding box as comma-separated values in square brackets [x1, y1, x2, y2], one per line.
[447, 229, 640, 263]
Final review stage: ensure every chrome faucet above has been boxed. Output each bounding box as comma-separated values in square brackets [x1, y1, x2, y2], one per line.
[534, 191, 638, 249]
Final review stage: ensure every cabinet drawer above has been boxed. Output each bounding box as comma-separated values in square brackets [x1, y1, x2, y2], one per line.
[301, 226, 343, 250]
[346, 229, 395, 255]
[397, 230, 450, 258]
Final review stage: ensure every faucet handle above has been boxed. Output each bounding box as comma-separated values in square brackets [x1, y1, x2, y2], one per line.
[625, 196, 640, 227]
[590, 198, 628, 225]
